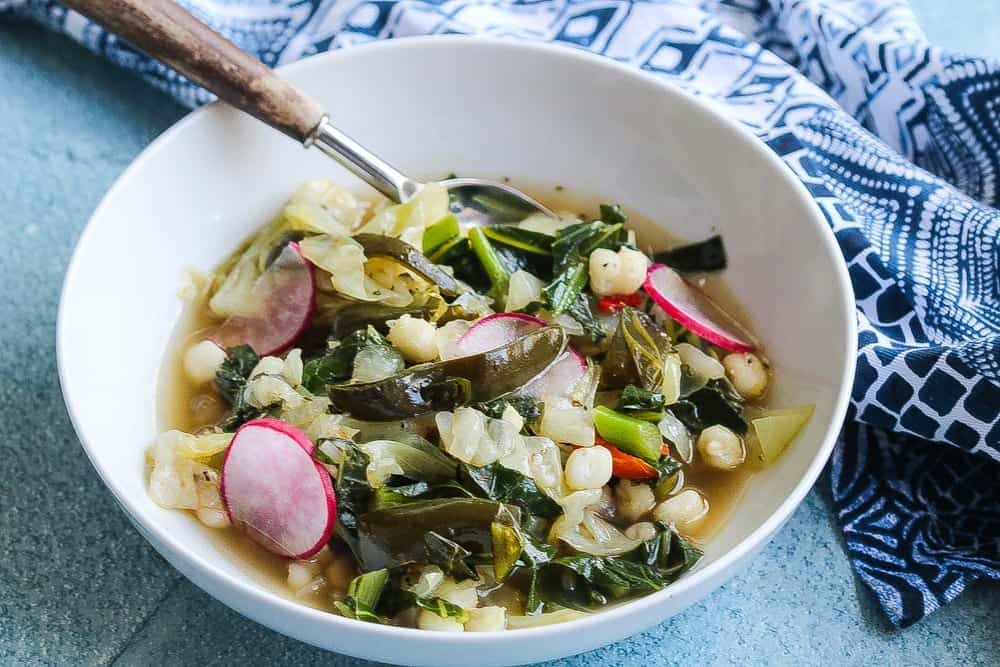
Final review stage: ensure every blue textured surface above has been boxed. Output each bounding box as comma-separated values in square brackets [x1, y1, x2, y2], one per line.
[2, 3, 1000, 666]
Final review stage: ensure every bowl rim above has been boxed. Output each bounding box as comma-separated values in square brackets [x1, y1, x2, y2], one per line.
[57, 35, 857, 649]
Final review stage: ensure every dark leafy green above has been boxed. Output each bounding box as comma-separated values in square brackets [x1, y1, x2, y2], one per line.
[600, 308, 673, 391]
[476, 394, 542, 426]
[566, 294, 606, 341]
[214, 345, 266, 431]
[378, 588, 471, 623]
[328, 326, 566, 420]
[424, 531, 478, 580]
[354, 233, 464, 297]
[669, 379, 747, 434]
[531, 524, 702, 612]
[327, 301, 440, 339]
[543, 219, 628, 315]
[215, 345, 258, 404]
[599, 203, 628, 226]
[302, 326, 393, 394]
[434, 238, 490, 294]
[459, 462, 562, 518]
[619, 384, 666, 421]
[355, 498, 503, 571]
[333, 443, 372, 559]
[542, 262, 588, 315]
[482, 225, 554, 256]
[654, 235, 727, 273]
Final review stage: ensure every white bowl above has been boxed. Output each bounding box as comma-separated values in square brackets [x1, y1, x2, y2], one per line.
[58, 37, 855, 666]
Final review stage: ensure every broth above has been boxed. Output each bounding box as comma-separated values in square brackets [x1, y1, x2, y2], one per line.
[156, 184, 758, 613]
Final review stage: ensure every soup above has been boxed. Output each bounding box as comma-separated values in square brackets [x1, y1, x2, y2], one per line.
[148, 180, 812, 630]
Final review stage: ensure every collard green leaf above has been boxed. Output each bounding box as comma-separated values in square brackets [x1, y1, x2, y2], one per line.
[459, 462, 562, 518]
[379, 587, 471, 623]
[619, 384, 666, 421]
[215, 345, 258, 404]
[334, 443, 372, 559]
[214, 345, 266, 431]
[542, 262, 588, 315]
[565, 294, 606, 341]
[434, 237, 490, 294]
[599, 203, 628, 226]
[328, 326, 566, 420]
[302, 326, 393, 394]
[669, 379, 747, 434]
[334, 568, 389, 624]
[355, 498, 502, 572]
[482, 225, 554, 256]
[653, 235, 727, 273]
[424, 531, 477, 580]
[599, 308, 672, 392]
[476, 394, 542, 426]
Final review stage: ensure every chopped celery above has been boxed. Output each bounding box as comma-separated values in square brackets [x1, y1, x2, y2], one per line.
[592, 406, 663, 464]
[469, 227, 510, 307]
[423, 214, 461, 256]
[749, 405, 815, 466]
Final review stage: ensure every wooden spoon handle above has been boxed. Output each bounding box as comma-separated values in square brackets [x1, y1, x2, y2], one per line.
[62, 0, 325, 142]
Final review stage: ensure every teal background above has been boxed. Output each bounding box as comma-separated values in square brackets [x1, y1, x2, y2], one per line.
[2, 2, 999, 665]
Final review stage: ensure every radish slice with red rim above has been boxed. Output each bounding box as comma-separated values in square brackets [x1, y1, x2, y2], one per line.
[643, 263, 754, 352]
[220, 417, 335, 559]
[212, 242, 315, 356]
[457, 312, 586, 399]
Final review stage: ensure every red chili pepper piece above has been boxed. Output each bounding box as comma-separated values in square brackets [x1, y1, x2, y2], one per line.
[597, 292, 644, 313]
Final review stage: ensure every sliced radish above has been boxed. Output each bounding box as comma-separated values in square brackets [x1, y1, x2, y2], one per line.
[456, 312, 548, 356]
[212, 242, 315, 356]
[457, 312, 586, 399]
[220, 417, 335, 559]
[643, 263, 754, 352]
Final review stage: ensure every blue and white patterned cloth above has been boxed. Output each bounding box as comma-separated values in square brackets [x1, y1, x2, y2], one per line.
[5, 0, 1000, 628]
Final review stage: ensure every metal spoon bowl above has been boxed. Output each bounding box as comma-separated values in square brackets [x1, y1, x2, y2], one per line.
[65, 0, 555, 229]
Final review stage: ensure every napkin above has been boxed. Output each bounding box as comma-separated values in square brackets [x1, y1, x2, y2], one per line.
[6, 0, 1000, 628]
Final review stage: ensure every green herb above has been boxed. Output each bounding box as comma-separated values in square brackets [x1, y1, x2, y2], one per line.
[424, 531, 478, 580]
[541, 219, 628, 315]
[653, 235, 727, 273]
[669, 379, 747, 434]
[469, 227, 511, 307]
[334, 568, 389, 623]
[459, 462, 562, 518]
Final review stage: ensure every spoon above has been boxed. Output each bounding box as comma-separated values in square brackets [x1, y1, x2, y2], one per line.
[62, 0, 554, 229]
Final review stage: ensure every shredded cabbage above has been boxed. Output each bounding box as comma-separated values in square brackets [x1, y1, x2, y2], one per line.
[359, 438, 457, 488]
[357, 183, 449, 249]
[549, 488, 642, 556]
[148, 431, 218, 509]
